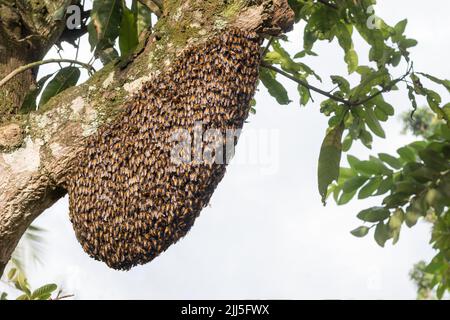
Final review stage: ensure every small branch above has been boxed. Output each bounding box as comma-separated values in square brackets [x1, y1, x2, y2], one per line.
[261, 62, 413, 107]
[353, 65, 413, 106]
[0, 59, 96, 88]
[138, 0, 162, 17]
[51, 294, 74, 300]
[261, 62, 350, 105]
[260, 36, 274, 59]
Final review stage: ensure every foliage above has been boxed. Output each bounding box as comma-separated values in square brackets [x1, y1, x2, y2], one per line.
[0, 262, 62, 300]
[260, 1, 450, 298]
[410, 261, 438, 300]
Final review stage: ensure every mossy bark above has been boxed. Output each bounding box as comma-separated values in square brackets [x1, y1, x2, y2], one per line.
[0, 0, 293, 276]
[0, 0, 75, 118]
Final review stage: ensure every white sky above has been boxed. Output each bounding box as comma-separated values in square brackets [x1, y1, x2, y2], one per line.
[2, 0, 449, 299]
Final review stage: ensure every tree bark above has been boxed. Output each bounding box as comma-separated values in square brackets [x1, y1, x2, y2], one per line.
[0, 0, 294, 276]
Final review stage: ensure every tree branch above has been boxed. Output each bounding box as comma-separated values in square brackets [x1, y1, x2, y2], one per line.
[0, 0, 295, 278]
[261, 62, 413, 107]
[0, 59, 96, 88]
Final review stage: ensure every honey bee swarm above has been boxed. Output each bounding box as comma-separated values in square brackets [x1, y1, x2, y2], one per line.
[68, 29, 261, 270]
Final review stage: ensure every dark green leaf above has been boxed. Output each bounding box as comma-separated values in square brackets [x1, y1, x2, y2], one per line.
[318, 124, 344, 205]
[374, 222, 391, 247]
[343, 176, 368, 193]
[39, 67, 80, 107]
[376, 176, 394, 195]
[20, 74, 53, 113]
[358, 177, 382, 199]
[357, 207, 391, 223]
[119, 5, 139, 57]
[397, 146, 416, 163]
[358, 107, 386, 138]
[132, 0, 152, 35]
[88, 0, 123, 52]
[259, 68, 291, 105]
[378, 153, 402, 169]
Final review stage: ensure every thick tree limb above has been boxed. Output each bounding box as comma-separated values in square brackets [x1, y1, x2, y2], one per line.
[0, 0, 294, 277]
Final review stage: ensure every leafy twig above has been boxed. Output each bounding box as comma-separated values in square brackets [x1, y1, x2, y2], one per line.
[261, 62, 350, 105]
[261, 62, 413, 107]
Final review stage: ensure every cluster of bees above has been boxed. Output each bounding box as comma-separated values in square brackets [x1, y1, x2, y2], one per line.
[68, 29, 262, 270]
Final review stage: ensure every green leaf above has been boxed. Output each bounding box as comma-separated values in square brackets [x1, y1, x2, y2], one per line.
[407, 85, 418, 112]
[436, 284, 446, 300]
[15, 271, 31, 296]
[132, 0, 152, 36]
[31, 284, 57, 300]
[351, 70, 389, 100]
[410, 166, 440, 183]
[399, 38, 418, 50]
[259, 68, 291, 105]
[344, 49, 358, 74]
[374, 222, 391, 247]
[297, 83, 310, 106]
[417, 72, 450, 93]
[342, 176, 368, 193]
[358, 177, 382, 199]
[7, 267, 17, 280]
[357, 107, 386, 138]
[19, 74, 53, 113]
[353, 158, 391, 176]
[318, 124, 344, 205]
[397, 146, 416, 163]
[388, 208, 404, 244]
[88, 0, 123, 54]
[357, 207, 391, 223]
[418, 149, 449, 172]
[376, 176, 393, 195]
[350, 226, 370, 238]
[394, 180, 425, 195]
[359, 128, 373, 149]
[337, 189, 357, 205]
[0, 292, 7, 300]
[374, 99, 394, 116]
[335, 22, 353, 53]
[383, 193, 409, 208]
[342, 134, 353, 152]
[119, 5, 139, 57]
[331, 75, 350, 94]
[424, 89, 445, 119]
[39, 67, 81, 107]
[405, 210, 421, 228]
[392, 19, 407, 42]
[378, 153, 402, 169]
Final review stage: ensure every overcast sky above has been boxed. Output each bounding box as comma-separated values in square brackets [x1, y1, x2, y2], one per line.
[2, 0, 449, 299]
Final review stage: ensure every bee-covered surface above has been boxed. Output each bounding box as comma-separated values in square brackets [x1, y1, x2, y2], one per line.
[68, 29, 262, 270]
